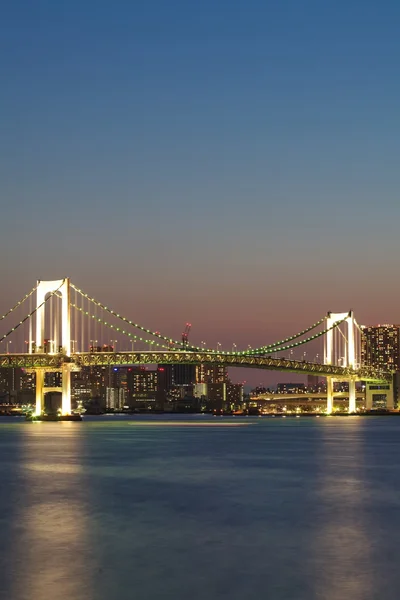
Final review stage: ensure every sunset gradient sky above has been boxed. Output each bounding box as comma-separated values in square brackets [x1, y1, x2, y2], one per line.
[2, 0, 400, 385]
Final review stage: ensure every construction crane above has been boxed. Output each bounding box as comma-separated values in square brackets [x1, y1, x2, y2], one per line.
[181, 323, 191, 348]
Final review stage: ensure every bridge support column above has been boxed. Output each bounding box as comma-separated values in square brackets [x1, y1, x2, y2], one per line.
[35, 369, 44, 416]
[62, 364, 71, 415]
[326, 377, 334, 414]
[348, 379, 356, 413]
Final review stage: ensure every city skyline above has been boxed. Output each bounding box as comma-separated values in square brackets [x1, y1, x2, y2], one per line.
[2, 5, 400, 598]
[2, 0, 400, 386]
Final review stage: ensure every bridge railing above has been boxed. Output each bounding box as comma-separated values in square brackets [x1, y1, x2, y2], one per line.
[0, 351, 393, 382]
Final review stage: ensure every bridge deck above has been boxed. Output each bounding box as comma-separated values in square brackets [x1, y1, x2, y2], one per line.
[0, 352, 391, 382]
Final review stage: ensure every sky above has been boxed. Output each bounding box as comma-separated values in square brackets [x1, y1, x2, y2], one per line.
[1, 0, 400, 385]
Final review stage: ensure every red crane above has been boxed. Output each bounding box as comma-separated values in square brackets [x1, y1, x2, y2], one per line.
[182, 323, 191, 348]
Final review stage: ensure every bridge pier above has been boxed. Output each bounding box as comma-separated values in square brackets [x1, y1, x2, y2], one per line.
[35, 368, 45, 416]
[33, 366, 72, 417]
[348, 379, 356, 413]
[62, 364, 71, 415]
[326, 377, 334, 414]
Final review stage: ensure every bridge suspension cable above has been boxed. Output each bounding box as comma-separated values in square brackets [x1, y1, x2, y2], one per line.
[71, 283, 333, 356]
[242, 317, 326, 355]
[0, 284, 38, 324]
[71, 283, 204, 351]
[256, 317, 347, 357]
[69, 301, 174, 351]
[70, 288, 344, 359]
[0, 284, 63, 346]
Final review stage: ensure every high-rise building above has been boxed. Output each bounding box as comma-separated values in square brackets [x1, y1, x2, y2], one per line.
[361, 325, 400, 371]
[207, 382, 244, 411]
[127, 366, 159, 408]
[106, 387, 126, 411]
[307, 374, 319, 390]
[161, 364, 196, 387]
[195, 364, 228, 384]
[0, 368, 23, 401]
[20, 369, 35, 391]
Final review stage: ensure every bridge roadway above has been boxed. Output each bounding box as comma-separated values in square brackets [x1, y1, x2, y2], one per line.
[251, 392, 366, 401]
[0, 351, 391, 382]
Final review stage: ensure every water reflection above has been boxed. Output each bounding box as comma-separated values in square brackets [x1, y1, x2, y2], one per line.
[8, 423, 94, 600]
[2, 416, 400, 600]
[309, 419, 375, 599]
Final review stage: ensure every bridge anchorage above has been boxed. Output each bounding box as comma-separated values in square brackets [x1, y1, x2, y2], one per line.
[0, 278, 394, 418]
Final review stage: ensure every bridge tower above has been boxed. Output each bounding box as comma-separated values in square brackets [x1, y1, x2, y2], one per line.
[324, 311, 357, 414]
[34, 278, 71, 416]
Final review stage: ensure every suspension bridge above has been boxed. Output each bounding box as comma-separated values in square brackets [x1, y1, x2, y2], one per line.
[0, 278, 393, 417]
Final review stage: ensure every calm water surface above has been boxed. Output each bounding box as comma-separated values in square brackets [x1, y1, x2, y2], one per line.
[0, 414, 400, 600]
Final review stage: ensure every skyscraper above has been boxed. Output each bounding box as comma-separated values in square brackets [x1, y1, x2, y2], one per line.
[361, 325, 400, 371]
[160, 364, 196, 388]
[195, 364, 227, 384]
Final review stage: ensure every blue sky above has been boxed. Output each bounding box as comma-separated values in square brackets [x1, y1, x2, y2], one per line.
[1, 0, 400, 383]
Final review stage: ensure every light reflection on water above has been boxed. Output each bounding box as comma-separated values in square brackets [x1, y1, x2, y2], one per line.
[7, 423, 93, 600]
[1, 416, 400, 600]
[308, 420, 374, 599]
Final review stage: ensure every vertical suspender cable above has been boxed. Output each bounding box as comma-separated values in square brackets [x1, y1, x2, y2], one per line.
[334, 326, 336, 365]
[74, 287, 77, 353]
[50, 294, 53, 352]
[101, 305, 103, 350]
[55, 295, 59, 353]
[336, 325, 339, 366]
[94, 301, 97, 350]
[356, 327, 359, 367]
[355, 327, 361, 367]
[29, 293, 32, 353]
[88, 295, 91, 350]
[81, 292, 84, 352]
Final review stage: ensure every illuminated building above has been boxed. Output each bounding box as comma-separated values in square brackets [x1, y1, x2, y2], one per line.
[127, 366, 159, 408]
[45, 372, 62, 387]
[277, 383, 305, 394]
[195, 364, 227, 384]
[106, 387, 125, 410]
[226, 383, 243, 406]
[161, 364, 196, 387]
[0, 368, 23, 402]
[71, 366, 106, 399]
[206, 382, 243, 411]
[20, 370, 35, 391]
[106, 367, 128, 390]
[193, 383, 207, 398]
[361, 325, 400, 371]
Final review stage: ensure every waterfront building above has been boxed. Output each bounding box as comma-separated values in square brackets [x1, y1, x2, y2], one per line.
[207, 382, 244, 411]
[127, 366, 159, 408]
[361, 324, 400, 371]
[195, 364, 227, 384]
[276, 383, 306, 394]
[106, 387, 126, 410]
[160, 364, 196, 388]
